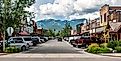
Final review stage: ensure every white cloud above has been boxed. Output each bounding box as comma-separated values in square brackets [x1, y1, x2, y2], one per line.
[80, 11, 100, 20]
[69, 11, 100, 20]
[26, 0, 121, 21]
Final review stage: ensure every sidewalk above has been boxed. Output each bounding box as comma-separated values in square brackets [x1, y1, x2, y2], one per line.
[64, 40, 121, 58]
[101, 53, 121, 57]
[0, 53, 7, 56]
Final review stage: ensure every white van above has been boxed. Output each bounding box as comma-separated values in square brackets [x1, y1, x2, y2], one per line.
[7, 37, 30, 51]
[8, 37, 33, 47]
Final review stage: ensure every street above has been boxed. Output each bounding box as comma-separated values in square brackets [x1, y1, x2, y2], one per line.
[23, 39, 82, 54]
[1, 0, 121, 61]
[0, 39, 121, 61]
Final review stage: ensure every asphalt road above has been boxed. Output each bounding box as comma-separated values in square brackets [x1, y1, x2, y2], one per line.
[0, 39, 121, 61]
[23, 39, 82, 54]
[0, 58, 121, 61]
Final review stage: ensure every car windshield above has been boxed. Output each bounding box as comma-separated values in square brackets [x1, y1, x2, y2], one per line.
[23, 38, 32, 41]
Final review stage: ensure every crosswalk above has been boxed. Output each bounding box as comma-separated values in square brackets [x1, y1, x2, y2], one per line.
[0, 53, 108, 58]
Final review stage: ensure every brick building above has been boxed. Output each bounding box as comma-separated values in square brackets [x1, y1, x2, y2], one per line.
[100, 4, 121, 42]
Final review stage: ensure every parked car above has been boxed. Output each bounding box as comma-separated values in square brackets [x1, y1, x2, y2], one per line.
[8, 37, 33, 47]
[43, 36, 49, 41]
[7, 37, 29, 51]
[64, 37, 69, 41]
[68, 36, 74, 42]
[40, 37, 47, 42]
[69, 39, 76, 45]
[58, 38, 62, 42]
[70, 36, 81, 44]
[72, 36, 91, 48]
[22, 37, 34, 46]
[31, 36, 42, 44]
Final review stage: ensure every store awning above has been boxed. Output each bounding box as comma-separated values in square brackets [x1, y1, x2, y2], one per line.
[109, 22, 121, 32]
[19, 31, 29, 35]
[96, 27, 104, 33]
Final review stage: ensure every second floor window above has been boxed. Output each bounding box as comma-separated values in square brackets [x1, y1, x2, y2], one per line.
[101, 15, 102, 23]
[104, 13, 106, 22]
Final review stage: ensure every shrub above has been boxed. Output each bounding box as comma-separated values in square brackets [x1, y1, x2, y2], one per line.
[115, 46, 121, 53]
[118, 41, 121, 46]
[87, 44, 99, 53]
[98, 47, 111, 53]
[87, 47, 110, 54]
[5, 46, 21, 53]
[100, 43, 107, 48]
[87, 43, 111, 54]
[107, 40, 119, 49]
[88, 43, 99, 48]
[88, 47, 99, 54]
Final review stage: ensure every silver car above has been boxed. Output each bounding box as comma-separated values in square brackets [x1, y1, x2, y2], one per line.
[7, 37, 29, 51]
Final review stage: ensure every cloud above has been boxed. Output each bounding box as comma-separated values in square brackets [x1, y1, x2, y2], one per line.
[26, 0, 121, 21]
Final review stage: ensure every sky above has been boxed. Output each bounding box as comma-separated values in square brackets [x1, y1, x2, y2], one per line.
[25, 0, 121, 22]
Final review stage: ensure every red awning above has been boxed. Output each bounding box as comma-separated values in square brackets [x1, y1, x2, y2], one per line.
[19, 31, 29, 35]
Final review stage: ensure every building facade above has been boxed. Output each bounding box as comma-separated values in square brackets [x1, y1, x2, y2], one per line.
[76, 4, 121, 42]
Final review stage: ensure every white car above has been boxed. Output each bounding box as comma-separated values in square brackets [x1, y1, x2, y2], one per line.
[39, 37, 46, 43]
[69, 36, 74, 42]
[31, 36, 44, 43]
[22, 37, 33, 46]
[43, 36, 49, 41]
[8, 37, 33, 47]
[7, 37, 29, 51]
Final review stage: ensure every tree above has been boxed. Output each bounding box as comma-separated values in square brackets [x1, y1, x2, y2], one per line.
[55, 31, 60, 37]
[42, 29, 48, 35]
[60, 22, 72, 37]
[0, 0, 35, 51]
[0, 0, 35, 36]
[47, 29, 55, 37]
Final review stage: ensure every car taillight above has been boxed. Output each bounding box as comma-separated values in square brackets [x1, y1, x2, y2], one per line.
[78, 39, 83, 43]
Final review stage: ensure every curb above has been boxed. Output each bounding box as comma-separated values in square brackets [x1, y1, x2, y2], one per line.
[0, 53, 8, 56]
[84, 51, 121, 58]
[101, 54, 121, 57]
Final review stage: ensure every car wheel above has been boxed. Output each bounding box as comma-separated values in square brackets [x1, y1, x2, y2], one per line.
[33, 42, 37, 46]
[77, 45, 81, 48]
[21, 46, 26, 51]
[73, 44, 76, 47]
[27, 43, 30, 48]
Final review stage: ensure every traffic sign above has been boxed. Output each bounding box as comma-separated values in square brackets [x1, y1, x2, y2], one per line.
[7, 27, 14, 36]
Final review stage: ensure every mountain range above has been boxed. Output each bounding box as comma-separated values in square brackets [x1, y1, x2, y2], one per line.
[36, 19, 87, 31]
